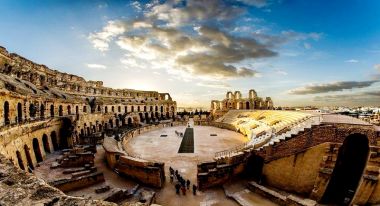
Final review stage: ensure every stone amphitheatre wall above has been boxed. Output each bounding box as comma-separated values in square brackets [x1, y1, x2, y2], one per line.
[0, 46, 177, 175]
[103, 121, 187, 188]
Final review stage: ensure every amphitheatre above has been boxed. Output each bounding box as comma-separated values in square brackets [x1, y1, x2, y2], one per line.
[0, 45, 379, 206]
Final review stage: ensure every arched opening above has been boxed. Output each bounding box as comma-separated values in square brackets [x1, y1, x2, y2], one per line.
[125, 106, 128, 113]
[116, 119, 120, 127]
[83, 106, 87, 113]
[32, 138, 43, 163]
[24, 145, 34, 171]
[128, 117, 132, 127]
[320, 133, 369, 205]
[97, 105, 101, 112]
[138, 106, 140, 112]
[51, 131, 59, 151]
[29, 103, 36, 119]
[145, 112, 149, 123]
[16, 151, 25, 170]
[109, 119, 113, 128]
[76, 105, 79, 114]
[139, 113, 143, 122]
[40, 104, 45, 119]
[58, 105, 63, 116]
[118, 106, 121, 113]
[50, 105, 54, 117]
[4, 101, 10, 125]
[144, 106, 146, 112]
[42, 134, 50, 153]
[112, 106, 114, 112]
[67, 105, 71, 115]
[160, 106, 163, 113]
[131, 106, 134, 112]
[155, 106, 158, 111]
[246, 102, 250, 110]
[17, 102, 23, 123]
[105, 106, 108, 113]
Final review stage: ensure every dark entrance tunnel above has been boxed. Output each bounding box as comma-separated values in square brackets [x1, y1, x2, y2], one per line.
[320, 133, 369, 205]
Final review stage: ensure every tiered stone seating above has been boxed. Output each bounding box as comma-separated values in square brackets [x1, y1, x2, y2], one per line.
[213, 110, 322, 158]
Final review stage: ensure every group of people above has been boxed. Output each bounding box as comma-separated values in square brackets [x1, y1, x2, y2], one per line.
[169, 167, 197, 196]
[174, 130, 183, 137]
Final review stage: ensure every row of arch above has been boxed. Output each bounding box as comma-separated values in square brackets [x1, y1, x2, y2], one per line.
[15, 131, 59, 171]
[2, 100, 175, 126]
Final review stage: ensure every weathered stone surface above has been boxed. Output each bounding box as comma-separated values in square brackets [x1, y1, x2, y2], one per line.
[0, 154, 116, 206]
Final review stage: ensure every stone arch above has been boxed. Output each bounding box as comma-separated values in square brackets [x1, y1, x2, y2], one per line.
[40, 104, 45, 119]
[246, 101, 250, 110]
[145, 112, 149, 123]
[105, 106, 108, 113]
[97, 105, 101, 112]
[24, 145, 34, 171]
[128, 117, 132, 126]
[226, 91, 234, 99]
[17, 102, 23, 123]
[59, 105, 63, 116]
[118, 106, 121, 112]
[76, 105, 79, 114]
[234, 91, 242, 99]
[83, 105, 87, 113]
[160, 106, 163, 113]
[320, 133, 369, 205]
[138, 106, 140, 112]
[51, 131, 59, 151]
[42, 134, 50, 153]
[249, 89, 257, 99]
[109, 119, 113, 128]
[32, 138, 43, 163]
[50, 105, 54, 117]
[16, 151, 25, 170]
[29, 103, 37, 118]
[4, 101, 10, 125]
[112, 106, 114, 112]
[131, 106, 134, 112]
[67, 105, 71, 115]
[155, 106, 158, 111]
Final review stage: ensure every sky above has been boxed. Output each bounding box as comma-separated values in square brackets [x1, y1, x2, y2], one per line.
[0, 0, 380, 108]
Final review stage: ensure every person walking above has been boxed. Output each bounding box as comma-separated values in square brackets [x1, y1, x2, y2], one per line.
[192, 184, 197, 195]
[181, 185, 186, 195]
[186, 179, 190, 189]
[175, 183, 181, 195]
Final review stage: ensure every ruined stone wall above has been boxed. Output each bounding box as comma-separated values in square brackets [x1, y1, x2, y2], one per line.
[0, 153, 116, 206]
[210, 89, 273, 118]
[262, 143, 329, 196]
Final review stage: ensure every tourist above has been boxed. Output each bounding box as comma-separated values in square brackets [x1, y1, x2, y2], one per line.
[192, 184, 197, 195]
[181, 185, 186, 195]
[186, 179, 190, 189]
[175, 183, 181, 195]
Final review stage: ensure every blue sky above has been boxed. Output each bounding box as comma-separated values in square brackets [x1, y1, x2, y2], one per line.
[1, 0, 380, 108]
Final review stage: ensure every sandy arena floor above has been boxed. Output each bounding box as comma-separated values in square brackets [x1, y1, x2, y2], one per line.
[124, 120, 249, 205]
[35, 120, 277, 206]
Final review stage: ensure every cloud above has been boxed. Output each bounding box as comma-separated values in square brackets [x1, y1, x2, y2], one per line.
[314, 91, 380, 103]
[288, 80, 378, 95]
[303, 42, 311, 49]
[88, 0, 283, 80]
[237, 0, 268, 8]
[131, 1, 142, 12]
[275, 69, 287, 75]
[345, 59, 359, 63]
[86, 63, 107, 69]
[281, 30, 323, 41]
[145, 0, 244, 26]
[196, 81, 231, 89]
[88, 20, 127, 51]
[374, 64, 380, 71]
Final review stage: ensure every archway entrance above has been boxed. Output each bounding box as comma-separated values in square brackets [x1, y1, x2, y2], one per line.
[17, 102, 23, 123]
[128, 117, 132, 127]
[51, 131, 59, 151]
[42, 134, 50, 153]
[16, 151, 25, 170]
[50, 105, 54, 117]
[320, 133, 369, 205]
[4, 101, 10, 125]
[33, 138, 43, 163]
[24, 145, 34, 171]
[40, 104, 45, 119]
[246, 102, 250, 110]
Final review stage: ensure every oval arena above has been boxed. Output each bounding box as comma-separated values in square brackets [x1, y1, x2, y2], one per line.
[0, 46, 380, 206]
